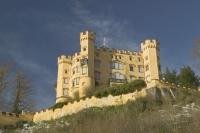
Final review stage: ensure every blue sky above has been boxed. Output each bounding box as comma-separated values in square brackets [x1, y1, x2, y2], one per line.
[0, 0, 199, 110]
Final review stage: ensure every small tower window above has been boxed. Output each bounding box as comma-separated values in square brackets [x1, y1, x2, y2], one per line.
[63, 78, 69, 84]
[82, 66, 87, 74]
[145, 56, 148, 60]
[130, 75, 136, 81]
[146, 65, 149, 71]
[129, 56, 132, 61]
[138, 57, 141, 62]
[129, 65, 134, 71]
[65, 70, 68, 74]
[83, 47, 87, 51]
[138, 65, 144, 72]
[63, 88, 68, 96]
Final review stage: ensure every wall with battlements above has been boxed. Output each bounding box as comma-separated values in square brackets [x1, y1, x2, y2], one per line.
[33, 88, 147, 122]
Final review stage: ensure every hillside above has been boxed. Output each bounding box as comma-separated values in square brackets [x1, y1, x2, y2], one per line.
[3, 85, 200, 133]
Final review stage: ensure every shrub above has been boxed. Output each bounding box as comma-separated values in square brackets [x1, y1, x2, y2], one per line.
[94, 79, 146, 98]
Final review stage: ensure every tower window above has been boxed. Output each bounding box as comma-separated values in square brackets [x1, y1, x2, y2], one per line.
[72, 77, 80, 86]
[63, 88, 68, 96]
[63, 78, 69, 84]
[138, 65, 144, 72]
[145, 56, 148, 60]
[130, 75, 136, 81]
[129, 65, 134, 71]
[82, 66, 87, 74]
[111, 62, 124, 70]
[138, 57, 141, 62]
[65, 70, 68, 74]
[146, 65, 149, 71]
[129, 56, 132, 61]
[83, 47, 87, 51]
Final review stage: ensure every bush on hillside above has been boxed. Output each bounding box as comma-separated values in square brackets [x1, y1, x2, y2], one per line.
[49, 80, 146, 110]
[94, 79, 146, 98]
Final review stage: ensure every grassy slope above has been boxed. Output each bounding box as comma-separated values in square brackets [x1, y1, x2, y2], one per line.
[3, 87, 200, 133]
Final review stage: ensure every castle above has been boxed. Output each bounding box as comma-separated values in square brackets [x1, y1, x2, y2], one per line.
[56, 30, 161, 103]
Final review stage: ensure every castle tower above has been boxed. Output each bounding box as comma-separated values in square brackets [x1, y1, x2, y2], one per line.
[141, 39, 161, 87]
[79, 30, 95, 97]
[56, 55, 71, 103]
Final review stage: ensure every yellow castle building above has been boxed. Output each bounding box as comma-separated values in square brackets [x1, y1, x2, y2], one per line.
[56, 30, 161, 103]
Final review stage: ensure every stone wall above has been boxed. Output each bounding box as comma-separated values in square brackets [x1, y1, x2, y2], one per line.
[33, 89, 147, 122]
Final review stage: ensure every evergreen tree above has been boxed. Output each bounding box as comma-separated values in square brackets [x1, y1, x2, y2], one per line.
[178, 66, 199, 89]
[162, 67, 177, 83]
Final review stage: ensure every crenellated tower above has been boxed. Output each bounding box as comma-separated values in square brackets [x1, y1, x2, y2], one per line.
[79, 30, 95, 97]
[141, 39, 161, 87]
[56, 55, 72, 103]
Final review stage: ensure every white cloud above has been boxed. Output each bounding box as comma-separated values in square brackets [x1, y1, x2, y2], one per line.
[71, 0, 138, 50]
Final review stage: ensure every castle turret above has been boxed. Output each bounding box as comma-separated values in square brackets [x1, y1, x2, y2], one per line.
[79, 30, 95, 97]
[56, 55, 71, 103]
[141, 39, 161, 87]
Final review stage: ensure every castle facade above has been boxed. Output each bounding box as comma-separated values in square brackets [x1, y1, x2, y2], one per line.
[56, 30, 161, 103]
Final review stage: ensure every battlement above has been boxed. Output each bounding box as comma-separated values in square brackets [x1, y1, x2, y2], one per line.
[96, 47, 141, 56]
[58, 55, 72, 64]
[80, 30, 96, 41]
[141, 39, 159, 50]
[141, 39, 158, 45]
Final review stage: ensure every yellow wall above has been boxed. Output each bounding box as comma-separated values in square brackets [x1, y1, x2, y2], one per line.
[34, 89, 147, 122]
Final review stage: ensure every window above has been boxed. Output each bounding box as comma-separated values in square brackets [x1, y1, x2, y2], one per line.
[83, 47, 87, 51]
[76, 66, 80, 73]
[95, 71, 101, 80]
[129, 64, 134, 71]
[138, 65, 144, 72]
[112, 72, 125, 80]
[119, 55, 122, 59]
[82, 66, 87, 74]
[80, 58, 88, 66]
[65, 70, 68, 74]
[138, 57, 141, 62]
[72, 68, 75, 75]
[139, 77, 144, 79]
[129, 56, 132, 61]
[146, 65, 149, 71]
[146, 75, 151, 82]
[145, 56, 148, 60]
[63, 88, 68, 96]
[72, 77, 80, 86]
[111, 62, 124, 70]
[95, 60, 101, 69]
[63, 78, 69, 84]
[130, 75, 136, 81]
[76, 77, 80, 85]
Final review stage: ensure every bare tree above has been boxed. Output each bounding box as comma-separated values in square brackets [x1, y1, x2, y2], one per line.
[0, 64, 11, 110]
[12, 72, 34, 114]
[0, 64, 10, 94]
